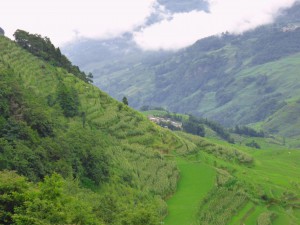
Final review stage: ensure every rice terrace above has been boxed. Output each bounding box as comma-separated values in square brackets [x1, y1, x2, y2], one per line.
[163, 133, 300, 224]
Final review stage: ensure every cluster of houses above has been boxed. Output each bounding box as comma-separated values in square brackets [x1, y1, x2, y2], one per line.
[148, 115, 182, 129]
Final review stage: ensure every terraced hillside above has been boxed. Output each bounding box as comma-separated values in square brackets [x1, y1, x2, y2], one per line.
[167, 132, 300, 225]
[0, 35, 185, 224]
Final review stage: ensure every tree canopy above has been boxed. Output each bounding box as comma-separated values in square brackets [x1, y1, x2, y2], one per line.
[13, 29, 92, 83]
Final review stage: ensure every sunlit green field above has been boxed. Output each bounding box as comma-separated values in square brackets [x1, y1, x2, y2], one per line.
[164, 133, 300, 225]
[164, 158, 215, 225]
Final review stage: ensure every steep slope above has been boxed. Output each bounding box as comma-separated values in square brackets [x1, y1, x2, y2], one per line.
[0, 35, 185, 224]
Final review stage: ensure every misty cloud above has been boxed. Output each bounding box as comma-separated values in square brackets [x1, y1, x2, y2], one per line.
[1, 0, 299, 50]
[134, 0, 298, 50]
[1, 0, 156, 46]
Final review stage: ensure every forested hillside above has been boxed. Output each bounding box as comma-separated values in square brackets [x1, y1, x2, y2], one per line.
[0, 34, 185, 224]
[64, 3, 300, 141]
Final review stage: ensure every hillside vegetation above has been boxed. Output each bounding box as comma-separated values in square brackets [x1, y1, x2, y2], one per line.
[0, 35, 186, 224]
[1, 33, 300, 225]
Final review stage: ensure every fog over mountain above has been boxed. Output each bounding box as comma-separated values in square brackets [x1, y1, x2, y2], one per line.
[1, 0, 299, 49]
[135, 0, 298, 50]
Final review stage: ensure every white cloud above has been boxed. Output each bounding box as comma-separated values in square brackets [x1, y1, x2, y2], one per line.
[0, 0, 298, 50]
[0, 0, 156, 46]
[134, 0, 298, 50]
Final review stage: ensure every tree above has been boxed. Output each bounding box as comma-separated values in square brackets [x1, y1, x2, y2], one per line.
[87, 72, 93, 83]
[11, 173, 104, 225]
[13, 29, 92, 83]
[0, 171, 28, 225]
[57, 83, 80, 117]
[122, 96, 128, 105]
[246, 140, 261, 149]
[182, 119, 205, 137]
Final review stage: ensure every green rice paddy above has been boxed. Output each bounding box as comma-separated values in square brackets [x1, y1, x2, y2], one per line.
[164, 158, 216, 225]
[164, 134, 300, 225]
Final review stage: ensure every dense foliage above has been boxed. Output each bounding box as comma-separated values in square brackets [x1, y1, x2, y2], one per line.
[245, 140, 261, 149]
[182, 115, 205, 137]
[199, 118, 234, 143]
[232, 125, 265, 137]
[0, 60, 109, 183]
[0, 171, 104, 225]
[14, 30, 93, 83]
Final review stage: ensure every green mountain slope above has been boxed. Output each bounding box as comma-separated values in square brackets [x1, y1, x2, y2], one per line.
[66, 3, 300, 139]
[0, 35, 186, 224]
[85, 25, 300, 127]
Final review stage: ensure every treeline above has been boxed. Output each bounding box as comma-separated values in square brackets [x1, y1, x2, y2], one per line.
[182, 115, 205, 137]
[143, 107, 235, 143]
[232, 125, 265, 137]
[13, 29, 93, 83]
[158, 111, 265, 143]
[172, 113, 234, 143]
[199, 118, 235, 143]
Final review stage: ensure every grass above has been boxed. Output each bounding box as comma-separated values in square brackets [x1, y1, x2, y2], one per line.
[243, 205, 267, 225]
[164, 158, 216, 225]
[229, 202, 255, 224]
[163, 132, 300, 224]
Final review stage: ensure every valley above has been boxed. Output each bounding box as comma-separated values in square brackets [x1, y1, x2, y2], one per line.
[64, 3, 300, 144]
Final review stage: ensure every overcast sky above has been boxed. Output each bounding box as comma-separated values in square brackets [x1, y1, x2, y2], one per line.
[1, 0, 298, 50]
